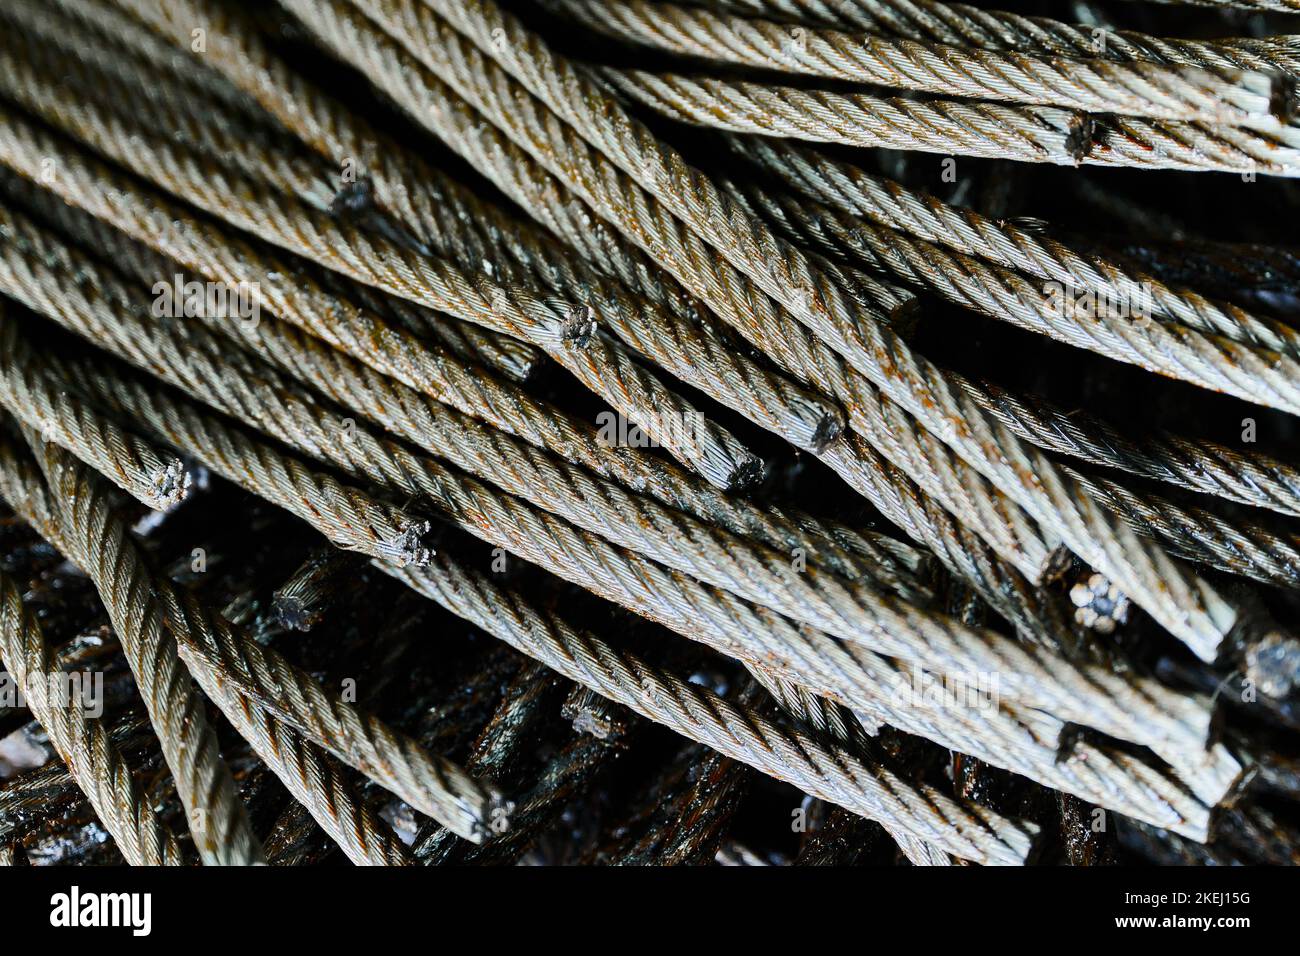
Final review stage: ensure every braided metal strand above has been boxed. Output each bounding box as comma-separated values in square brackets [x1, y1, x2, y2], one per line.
[296, 0, 1066, 585]
[29, 335, 1211, 831]
[730, 179, 1300, 520]
[305, 268, 541, 386]
[377, 560, 1036, 864]
[742, 135, 1300, 361]
[176, 641, 415, 866]
[0, 432, 414, 864]
[972, 383, 1300, 520]
[4, 252, 910, 664]
[382, 553, 1218, 839]
[303, 19, 1088, 649]
[301, 8, 1063, 582]
[0, 562, 184, 866]
[337, 0, 1237, 658]
[72, 3, 843, 458]
[0, 322, 190, 511]
[46, 338, 1220, 768]
[699, 0, 1300, 73]
[22, 437, 263, 865]
[601, 68, 1300, 176]
[0, 5, 543, 387]
[42, 0, 264, 121]
[0, 80, 759, 492]
[1074, 471, 1300, 590]
[0, 25, 336, 209]
[542, 0, 1291, 128]
[714, 166, 1300, 413]
[32, 433, 501, 842]
[0, 188, 921, 601]
[43, 12, 847, 461]
[33, 330, 1075, 731]
[98, 0, 1031, 604]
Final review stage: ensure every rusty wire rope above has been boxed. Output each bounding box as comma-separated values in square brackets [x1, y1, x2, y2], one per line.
[0, 260, 1224, 832]
[0, 0, 1295, 867]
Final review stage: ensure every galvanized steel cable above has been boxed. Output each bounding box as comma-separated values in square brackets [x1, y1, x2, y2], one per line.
[543, 0, 1292, 127]
[0, 170, 923, 599]
[316, 0, 1239, 660]
[598, 68, 1300, 175]
[0, 71, 760, 492]
[0, 0, 1291, 865]
[695, 0, 1300, 73]
[20, 434, 264, 865]
[0, 435, 408, 865]
[0, 559, 185, 866]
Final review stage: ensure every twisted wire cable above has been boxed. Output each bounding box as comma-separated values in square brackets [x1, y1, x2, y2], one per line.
[0, 243, 938, 677]
[0, 0, 1277, 863]
[357, 101, 1070, 640]
[740, 135, 1300, 361]
[0, 717, 157, 826]
[0, 140, 930, 601]
[745, 662, 878, 760]
[711, 164, 1300, 414]
[377, 557, 1037, 864]
[248, 7, 1045, 582]
[41, 0, 266, 122]
[0, 434, 415, 865]
[0, 560, 184, 866]
[287, 12, 1098, 651]
[726, 176, 1300, 521]
[16, 9, 846, 459]
[0, 78, 760, 492]
[2, 0, 546, 386]
[26, 431, 501, 843]
[600, 67, 1300, 175]
[696, 0, 1300, 73]
[304, 268, 542, 387]
[741, 660, 965, 862]
[0, 323, 191, 511]
[0, 20, 333, 208]
[974, 381, 1300, 519]
[296, 0, 1071, 587]
[12, 0, 1268, 853]
[31, 328, 1218, 832]
[542, 0, 1292, 128]
[323, 6, 1072, 583]
[22, 307, 1088, 738]
[99, 0, 1050, 606]
[1073, 471, 1300, 590]
[19, 435, 264, 866]
[2, 78, 1216, 702]
[330, 0, 1238, 659]
[20, 308, 1071, 832]
[173, 638, 415, 866]
[37, 327, 1220, 772]
[393, 543, 1220, 838]
[272, 549, 365, 632]
[0, 438, 411, 866]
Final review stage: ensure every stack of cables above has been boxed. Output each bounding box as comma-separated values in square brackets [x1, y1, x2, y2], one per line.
[1, 0, 1299, 866]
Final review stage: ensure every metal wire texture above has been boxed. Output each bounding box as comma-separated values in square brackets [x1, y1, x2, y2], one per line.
[0, 0, 1294, 868]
